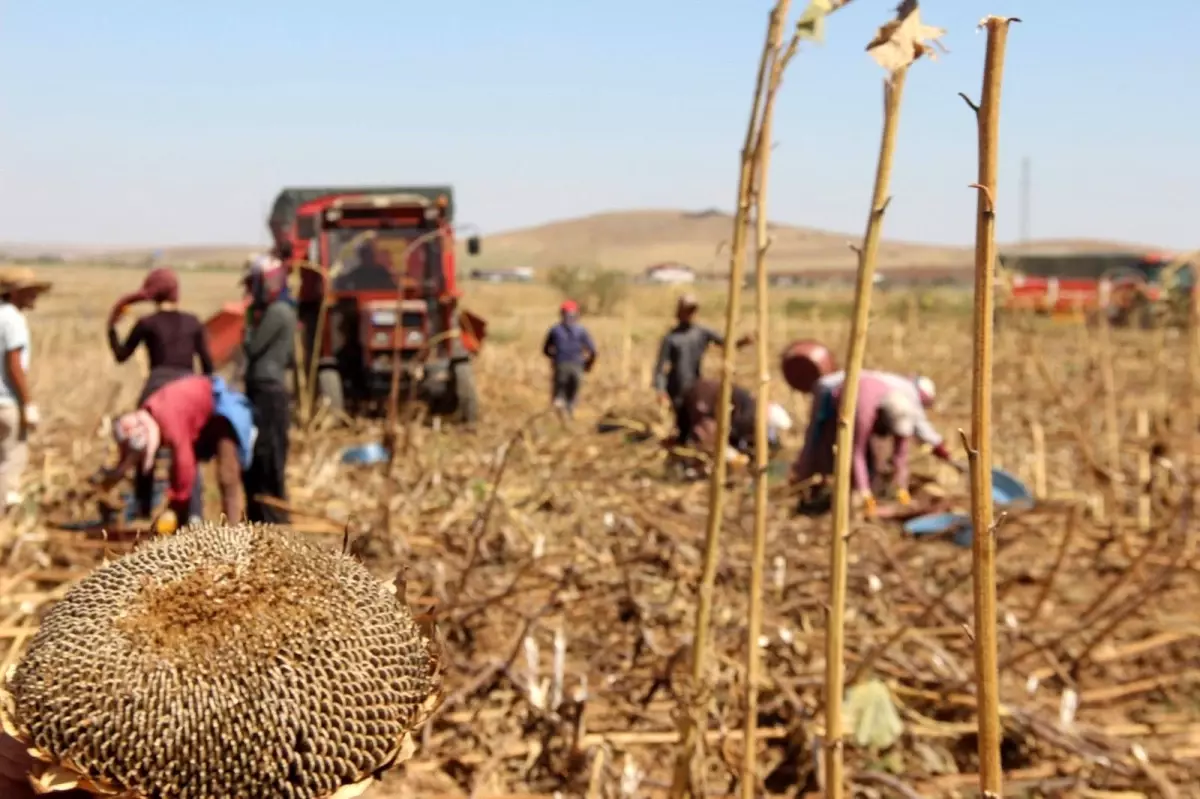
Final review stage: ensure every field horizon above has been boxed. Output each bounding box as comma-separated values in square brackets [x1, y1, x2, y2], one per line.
[0, 207, 1166, 275]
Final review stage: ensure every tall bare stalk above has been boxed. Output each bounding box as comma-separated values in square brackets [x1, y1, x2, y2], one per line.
[961, 15, 1020, 798]
[826, 5, 943, 794]
[668, 8, 782, 796]
[741, 36, 787, 799]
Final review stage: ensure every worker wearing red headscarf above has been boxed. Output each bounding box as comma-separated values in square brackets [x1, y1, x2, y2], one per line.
[542, 300, 597, 419]
[108, 267, 214, 521]
[108, 268, 214, 405]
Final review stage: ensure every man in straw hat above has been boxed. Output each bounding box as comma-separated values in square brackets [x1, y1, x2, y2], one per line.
[0, 267, 51, 512]
[652, 292, 754, 447]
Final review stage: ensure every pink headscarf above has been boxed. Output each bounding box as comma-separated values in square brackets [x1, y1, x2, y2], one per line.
[112, 410, 161, 474]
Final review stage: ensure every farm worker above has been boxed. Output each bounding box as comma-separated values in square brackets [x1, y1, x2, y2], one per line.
[542, 299, 597, 419]
[241, 254, 297, 524]
[0, 267, 50, 512]
[680, 377, 793, 463]
[97, 375, 256, 527]
[108, 267, 215, 519]
[790, 370, 959, 515]
[107, 267, 214, 405]
[652, 293, 754, 445]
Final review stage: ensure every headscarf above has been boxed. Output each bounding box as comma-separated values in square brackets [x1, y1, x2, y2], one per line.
[244, 254, 286, 306]
[109, 268, 180, 322]
[112, 410, 161, 474]
[914, 375, 937, 408]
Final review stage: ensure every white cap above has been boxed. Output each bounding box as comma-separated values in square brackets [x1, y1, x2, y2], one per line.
[915, 375, 937, 406]
[767, 402, 793, 432]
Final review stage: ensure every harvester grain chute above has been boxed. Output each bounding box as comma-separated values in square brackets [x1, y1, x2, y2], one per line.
[204, 185, 486, 423]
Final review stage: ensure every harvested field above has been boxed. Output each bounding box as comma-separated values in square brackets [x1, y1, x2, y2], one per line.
[2, 266, 1198, 797]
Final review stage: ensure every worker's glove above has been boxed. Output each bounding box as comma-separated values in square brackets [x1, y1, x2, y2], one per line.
[20, 405, 39, 430]
[153, 509, 179, 537]
[895, 487, 912, 506]
[855, 491, 878, 519]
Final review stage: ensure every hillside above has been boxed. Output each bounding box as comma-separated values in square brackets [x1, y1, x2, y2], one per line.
[472, 209, 976, 273]
[0, 209, 1160, 273]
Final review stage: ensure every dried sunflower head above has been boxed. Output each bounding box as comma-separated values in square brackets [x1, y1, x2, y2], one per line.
[1, 521, 441, 799]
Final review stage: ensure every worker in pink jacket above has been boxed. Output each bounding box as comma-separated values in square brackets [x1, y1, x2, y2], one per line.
[791, 369, 960, 514]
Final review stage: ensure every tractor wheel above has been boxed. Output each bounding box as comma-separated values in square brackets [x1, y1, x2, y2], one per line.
[316, 367, 345, 414]
[451, 360, 479, 426]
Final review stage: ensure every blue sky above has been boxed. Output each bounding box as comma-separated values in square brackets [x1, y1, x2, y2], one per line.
[1, 1, 1195, 248]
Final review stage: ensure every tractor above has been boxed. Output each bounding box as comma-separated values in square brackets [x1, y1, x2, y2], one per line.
[208, 186, 487, 424]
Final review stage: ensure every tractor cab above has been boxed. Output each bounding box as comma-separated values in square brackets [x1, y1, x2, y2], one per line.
[268, 186, 485, 421]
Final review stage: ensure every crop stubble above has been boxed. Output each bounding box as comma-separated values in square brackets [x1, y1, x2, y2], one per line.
[0, 267, 1196, 796]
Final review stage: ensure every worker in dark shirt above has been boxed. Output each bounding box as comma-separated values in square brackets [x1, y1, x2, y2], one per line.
[107, 267, 214, 405]
[679, 377, 794, 472]
[241, 254, 298, 524]
[652, 293, 753, 445]
[542, 300, 596, 419]
[108, 267, 214, 520]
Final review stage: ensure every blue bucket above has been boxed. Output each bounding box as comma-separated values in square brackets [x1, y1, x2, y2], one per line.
[903, 467, 1033, 548]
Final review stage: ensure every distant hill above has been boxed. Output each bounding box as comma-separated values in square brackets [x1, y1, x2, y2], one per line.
[0, 209, 1162, 274]
[472, 210, 976, 273]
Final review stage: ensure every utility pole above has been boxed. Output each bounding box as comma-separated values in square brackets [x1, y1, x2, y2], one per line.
[1019, 156, 1031, 244]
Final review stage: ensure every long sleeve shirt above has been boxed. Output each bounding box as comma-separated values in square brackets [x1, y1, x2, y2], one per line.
[652, 323, 724, 398]
[142, 375, 215, 504]
[542, 322, 596, 365]
[108, 310, 214, 375]
[792, 370, 944, 491]
[243, 301, 298, 388]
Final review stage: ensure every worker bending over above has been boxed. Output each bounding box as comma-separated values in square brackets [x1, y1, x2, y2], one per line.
[791, 370, 959, 514]
[652, 294, 753, 445]
[542, 300, 596, 419]
[241, 254, 297, 523]
[98, 375, 256, 527]
[680, 377, 793, 463]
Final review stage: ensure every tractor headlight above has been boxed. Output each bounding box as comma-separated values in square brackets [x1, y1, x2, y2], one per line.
[371, 309, 397, 327]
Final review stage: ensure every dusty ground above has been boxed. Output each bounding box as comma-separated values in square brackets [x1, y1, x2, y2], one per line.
[2, 266, 1197, 797]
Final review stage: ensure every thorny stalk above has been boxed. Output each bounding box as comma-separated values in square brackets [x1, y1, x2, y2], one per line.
[742, 27, 787, 799]
[826, 64, 908, 799]
[668, 7, 784, 797]
[962, 14, 1020, 798]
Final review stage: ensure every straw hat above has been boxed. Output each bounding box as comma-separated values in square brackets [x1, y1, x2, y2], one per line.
[0, 266, 52, 296]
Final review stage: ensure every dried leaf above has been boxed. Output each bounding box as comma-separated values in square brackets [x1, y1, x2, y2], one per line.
[843, 679, 905, 750]
[866, 0, 947, 73]
[795, 0, 854, 43]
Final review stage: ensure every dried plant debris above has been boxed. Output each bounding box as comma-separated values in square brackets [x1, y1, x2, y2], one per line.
[1, 521, 441, 799]
[795, 0, 856, 43]
[866, 0, 947, 73]
[9, 315, 1200, 796]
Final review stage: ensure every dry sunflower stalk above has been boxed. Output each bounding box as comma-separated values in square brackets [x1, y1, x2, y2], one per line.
[0, 521, 442, 799]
